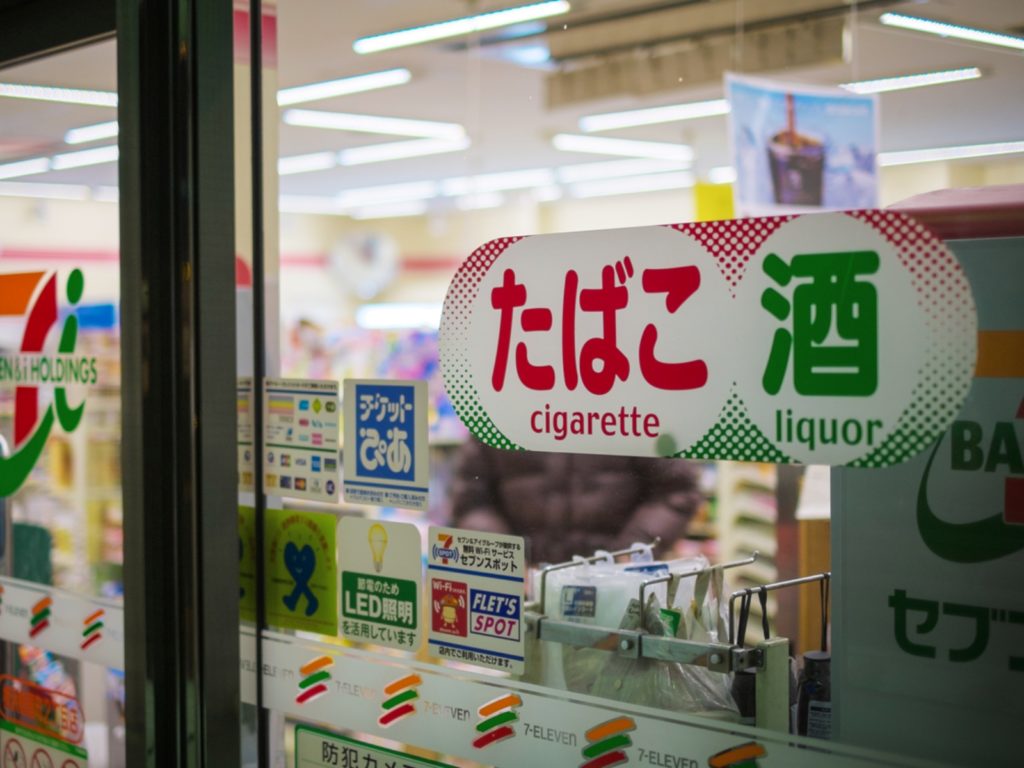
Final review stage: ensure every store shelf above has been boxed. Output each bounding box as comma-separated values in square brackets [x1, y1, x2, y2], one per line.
[716, 461, 779, 635]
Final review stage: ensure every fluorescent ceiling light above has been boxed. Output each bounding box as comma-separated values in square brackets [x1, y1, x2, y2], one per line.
[553, 133, 693, 161]
[556, 158, 682, 184]
[879, 12, 1024, 51]
[0, 83, 117, 107]
[337, 180, 438, 208]
[278, 152, 337, 176]
[277, 68, 411, 106]
[707, 166, 737, 184]
[283, 109, 465, 140]
[339, 136, 470, 166]
[356, 302, 443, 330]
[354, 1, 570, 54]
[0, 157, 51, 180]
[441, 168, 555, 196]
[580, 98, 729, 132]
[841, 67, 982, 94]
[64, 120, 120, 145]
[50, 145, 119, 171]
[0, 181, 91, 201]
[455, 192, 505, 211]
[349, 201, 429, 220]
[879, 140, 1024, 166]
[570, 171, 695, 199]
[279, 195, 344, 215]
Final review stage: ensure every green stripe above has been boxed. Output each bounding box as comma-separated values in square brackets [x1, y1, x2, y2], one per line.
[381, 688, 418, 711]
[299, 670, 331, 690]
[476, 710, 518, 733]
[82, 621, 104, 637]
[0, 719, 87, 759]
[30, 607, 50, 627]
[583, 734, 632, 759]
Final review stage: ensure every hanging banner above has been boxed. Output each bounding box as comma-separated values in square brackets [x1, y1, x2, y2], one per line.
[263, 378, 340, 502]
[343, 378, 429, 511]
[440, 213, 976, 467]
[726, 73, 879, 216]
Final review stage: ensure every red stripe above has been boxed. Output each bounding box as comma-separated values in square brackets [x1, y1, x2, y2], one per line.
[295, 684, 328, 704]
[81, 633, 102, 651]
[29, 619, 49, 637]
[581, 751, 629, 768]
[377, 702, 416, 726]
[472, 725, 515, 749]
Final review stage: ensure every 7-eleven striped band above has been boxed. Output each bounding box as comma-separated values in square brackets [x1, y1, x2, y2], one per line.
[296, 655, 333, 705]
[378, 673, 420, 727]
[708, 742, 766, 767]
[81, 608, 104, 651]
[29, 596, 52, 638]
[473, 693, 521, 749]
[580, 716, 636, 768]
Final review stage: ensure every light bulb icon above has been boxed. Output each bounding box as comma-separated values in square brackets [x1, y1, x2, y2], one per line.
[368, 523, 389, 573]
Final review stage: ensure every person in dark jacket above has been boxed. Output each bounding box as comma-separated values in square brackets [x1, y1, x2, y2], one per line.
[450, 438, 702, 564]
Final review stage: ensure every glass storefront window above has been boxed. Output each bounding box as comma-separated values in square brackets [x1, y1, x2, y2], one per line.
[0, 40, 125, 768]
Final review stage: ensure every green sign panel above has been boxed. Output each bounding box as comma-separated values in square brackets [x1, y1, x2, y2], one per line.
[341, 571, 418, 629]
[296, 725, 453, 768]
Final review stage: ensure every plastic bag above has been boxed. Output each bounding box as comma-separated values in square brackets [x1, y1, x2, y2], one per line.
[583, 595, 740, 718]
[563, 564, 739, 718]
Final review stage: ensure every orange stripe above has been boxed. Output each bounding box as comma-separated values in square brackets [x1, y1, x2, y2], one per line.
[384, 673, 421, 696]
[709, 742, 767, 767]
[478, 694, 522, 717]
[299, 655, 333, 676]
[585, 716, 635, 743]
[84, 609, 105, 625]
[32, 596, 52, 613]
[0, 272, 45, 315]
[976, 331, 1024, 378]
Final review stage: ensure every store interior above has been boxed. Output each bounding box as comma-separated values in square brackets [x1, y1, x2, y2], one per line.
[0, 0, 1022, 765]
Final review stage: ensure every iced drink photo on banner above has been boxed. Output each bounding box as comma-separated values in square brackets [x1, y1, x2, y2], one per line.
[767, 93, 825, 206]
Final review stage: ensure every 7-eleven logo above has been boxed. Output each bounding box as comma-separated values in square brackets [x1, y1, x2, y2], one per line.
[434, 533, 456, 565]
[0, 269, 91, 497]
[580, 716, 636, 768]
[296, 655, 333, 705]
[29, 596, 52, 639]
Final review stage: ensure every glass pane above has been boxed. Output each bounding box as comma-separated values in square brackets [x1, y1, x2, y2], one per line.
[252, 2, 1024, 767]
[0, 40, 123, 768]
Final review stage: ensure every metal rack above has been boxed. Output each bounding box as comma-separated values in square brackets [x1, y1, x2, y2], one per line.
[523, 546, 832, 733]
[528, 546, 768, 674]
